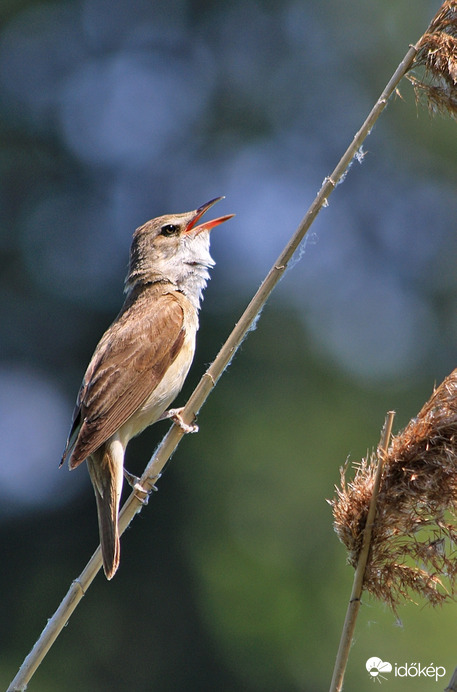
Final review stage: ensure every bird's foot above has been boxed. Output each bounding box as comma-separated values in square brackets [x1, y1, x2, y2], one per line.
[159, 407, 199, 434]
[123, 468, 160, 505]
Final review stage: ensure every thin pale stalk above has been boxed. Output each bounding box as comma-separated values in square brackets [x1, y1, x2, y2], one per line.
[329, 411, 395, 692]
[7, 548, 102, 691]
[8, 39, 419, 692]
[446, 667, 457, 692]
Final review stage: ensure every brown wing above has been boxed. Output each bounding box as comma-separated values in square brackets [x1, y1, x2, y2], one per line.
[62, 288, 185, 469]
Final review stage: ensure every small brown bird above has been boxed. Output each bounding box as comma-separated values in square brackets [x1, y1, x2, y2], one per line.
[61, 198, 234, 579]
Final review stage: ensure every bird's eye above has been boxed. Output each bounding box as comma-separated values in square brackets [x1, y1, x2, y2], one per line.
[160, 224, 179, 237]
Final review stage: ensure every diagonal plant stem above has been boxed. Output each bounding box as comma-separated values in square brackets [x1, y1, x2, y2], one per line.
[8, 40, 419, 692]
[446, 667, 457, 691]
[329, 411, 395, 692]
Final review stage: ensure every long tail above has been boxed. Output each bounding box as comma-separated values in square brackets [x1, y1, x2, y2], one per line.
[87, 441, 124, 580]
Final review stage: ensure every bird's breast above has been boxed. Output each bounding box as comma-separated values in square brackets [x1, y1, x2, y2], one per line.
[139, 330, 196, 417]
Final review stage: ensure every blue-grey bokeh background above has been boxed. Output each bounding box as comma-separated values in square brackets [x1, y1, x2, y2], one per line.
[1, 1, 456, 690]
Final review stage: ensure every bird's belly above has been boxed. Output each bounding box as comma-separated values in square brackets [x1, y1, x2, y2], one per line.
[116, 336, 195, 445]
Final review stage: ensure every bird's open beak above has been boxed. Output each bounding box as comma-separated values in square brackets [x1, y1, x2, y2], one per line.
[185, 197, 235, 235]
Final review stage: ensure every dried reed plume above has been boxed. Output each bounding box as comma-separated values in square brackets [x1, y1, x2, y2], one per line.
[408, 1, 457, 118]
[331, 369, 457, 610]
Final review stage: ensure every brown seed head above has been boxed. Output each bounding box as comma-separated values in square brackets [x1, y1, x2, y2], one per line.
[408, 1, 457, 119]
[331, 368, 457, 611]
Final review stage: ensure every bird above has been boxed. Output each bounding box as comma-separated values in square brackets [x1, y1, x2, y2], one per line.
[61, 197, 234, 579]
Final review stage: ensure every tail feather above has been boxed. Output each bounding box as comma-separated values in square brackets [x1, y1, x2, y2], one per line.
[87, 442, 124, 580]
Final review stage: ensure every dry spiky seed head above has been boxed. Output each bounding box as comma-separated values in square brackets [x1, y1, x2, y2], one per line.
[408, 1, 457, 119]
[331, 368, 457, 611]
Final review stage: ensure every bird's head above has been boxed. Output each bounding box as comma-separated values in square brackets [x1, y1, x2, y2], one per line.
[125, 197, 234, 307]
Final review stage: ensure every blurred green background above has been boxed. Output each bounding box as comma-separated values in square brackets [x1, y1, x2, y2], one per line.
[1, 0, 457, 690]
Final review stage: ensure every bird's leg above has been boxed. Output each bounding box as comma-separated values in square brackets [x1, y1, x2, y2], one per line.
[123, 468, 160, 505]
[157, 407, 199, 434]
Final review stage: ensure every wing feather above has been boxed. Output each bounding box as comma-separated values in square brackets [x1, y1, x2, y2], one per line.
[62, 287, 186, 468]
